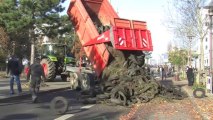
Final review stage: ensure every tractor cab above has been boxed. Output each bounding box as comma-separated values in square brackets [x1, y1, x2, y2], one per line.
[41, 43, 65, 59]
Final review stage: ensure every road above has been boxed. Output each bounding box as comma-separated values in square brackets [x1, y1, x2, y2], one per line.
[0, 73, 205, 120]
[0, 89, 129, 120]
[0, 79, 9, 88]
[0, 79, 7, 87]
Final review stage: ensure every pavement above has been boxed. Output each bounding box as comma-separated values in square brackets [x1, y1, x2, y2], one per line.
[0, 76, 71, 103]
[160, 77, 213, 120]
[121, 77, 213, 120]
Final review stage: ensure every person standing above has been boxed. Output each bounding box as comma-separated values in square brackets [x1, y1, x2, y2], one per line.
[26, 58, 46, 103]
[161, 66, 165, 80]
[164, 65, 168, 78]
[7, 55, 22, 95]
[186, 66, 194, 86]
[157, 66, 160, 75]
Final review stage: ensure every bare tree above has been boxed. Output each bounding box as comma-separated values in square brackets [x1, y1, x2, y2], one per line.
[164, 0, 208, 76]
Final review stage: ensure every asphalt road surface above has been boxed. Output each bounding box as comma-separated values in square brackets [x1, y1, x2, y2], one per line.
[0, 79, 8, 87]
[0, 89, 130, 120]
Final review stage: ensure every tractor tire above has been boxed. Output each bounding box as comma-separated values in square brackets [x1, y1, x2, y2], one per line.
[193, 88, 206, 98]
[50, 96, 69, 115]
[40, 58, 56, 81]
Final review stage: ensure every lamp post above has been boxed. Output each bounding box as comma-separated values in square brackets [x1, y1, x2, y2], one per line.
[187, 35, 194, 67]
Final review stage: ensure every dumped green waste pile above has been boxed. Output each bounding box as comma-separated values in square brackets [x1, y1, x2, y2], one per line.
[94, 48, 186, 106]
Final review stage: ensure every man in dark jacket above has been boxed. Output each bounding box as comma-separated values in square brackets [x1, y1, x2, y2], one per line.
[27, 58, 46, 103]
[186, 66, 194, 86]
[7, 55, 22, 95]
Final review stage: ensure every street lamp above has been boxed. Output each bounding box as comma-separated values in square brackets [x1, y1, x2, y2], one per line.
[187, 35, 194, 67]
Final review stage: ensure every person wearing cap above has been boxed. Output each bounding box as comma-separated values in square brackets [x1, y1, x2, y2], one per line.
[26, 57, 46, 103]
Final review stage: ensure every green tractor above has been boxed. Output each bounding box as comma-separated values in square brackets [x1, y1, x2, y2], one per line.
[39, 43, 75, 81]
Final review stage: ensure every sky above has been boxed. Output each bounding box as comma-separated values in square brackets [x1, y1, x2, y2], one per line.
[62, 0, 172, 60]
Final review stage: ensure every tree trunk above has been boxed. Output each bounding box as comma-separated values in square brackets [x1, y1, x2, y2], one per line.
[198, 38, 204, 84]
[30, 43, 35, 64]
[29, 28, 35, 64]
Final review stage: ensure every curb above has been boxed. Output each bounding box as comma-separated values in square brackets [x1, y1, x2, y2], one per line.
[181, 86, 209, 120]
[170, 79, 209, 120]
[0, 87, 70, 103]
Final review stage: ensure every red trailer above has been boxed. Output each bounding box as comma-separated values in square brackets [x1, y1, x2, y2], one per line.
[67, 0, 153, 77]
[65, 0, 164, 107]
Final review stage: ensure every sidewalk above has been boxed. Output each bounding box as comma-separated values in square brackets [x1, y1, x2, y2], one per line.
[171, 77, 213, 120]
[0, 77, 71, 102]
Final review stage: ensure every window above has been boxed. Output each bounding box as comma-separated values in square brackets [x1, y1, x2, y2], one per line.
[206, 38, 208, 42]
[206, 45, 208, 50]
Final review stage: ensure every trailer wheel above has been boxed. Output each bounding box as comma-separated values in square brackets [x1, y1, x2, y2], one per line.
[50, 96, 69, 115]
[193, 88, 206, 98]
[69, 72, 79, 90]
[79, 73, 95, 91]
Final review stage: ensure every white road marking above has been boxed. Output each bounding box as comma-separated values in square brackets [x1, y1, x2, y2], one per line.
[81, 104, 94, 109]
[0, 86, 10, 90]
[54, 114, 74, 120]
[54, 105, 95, 120]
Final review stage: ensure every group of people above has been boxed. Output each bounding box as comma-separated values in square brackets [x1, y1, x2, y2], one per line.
[158, 65, 194, 86]
[7, 55, 46, 103]
[158, 65, 173, 80]
[159, 64, 195, 86]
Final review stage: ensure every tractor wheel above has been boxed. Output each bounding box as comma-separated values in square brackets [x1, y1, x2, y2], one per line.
[40, 58, 56, 81]
[193, 88, 206, 98]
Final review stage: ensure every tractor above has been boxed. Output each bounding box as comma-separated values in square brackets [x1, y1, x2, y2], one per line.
[39, 43, 75, 81]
